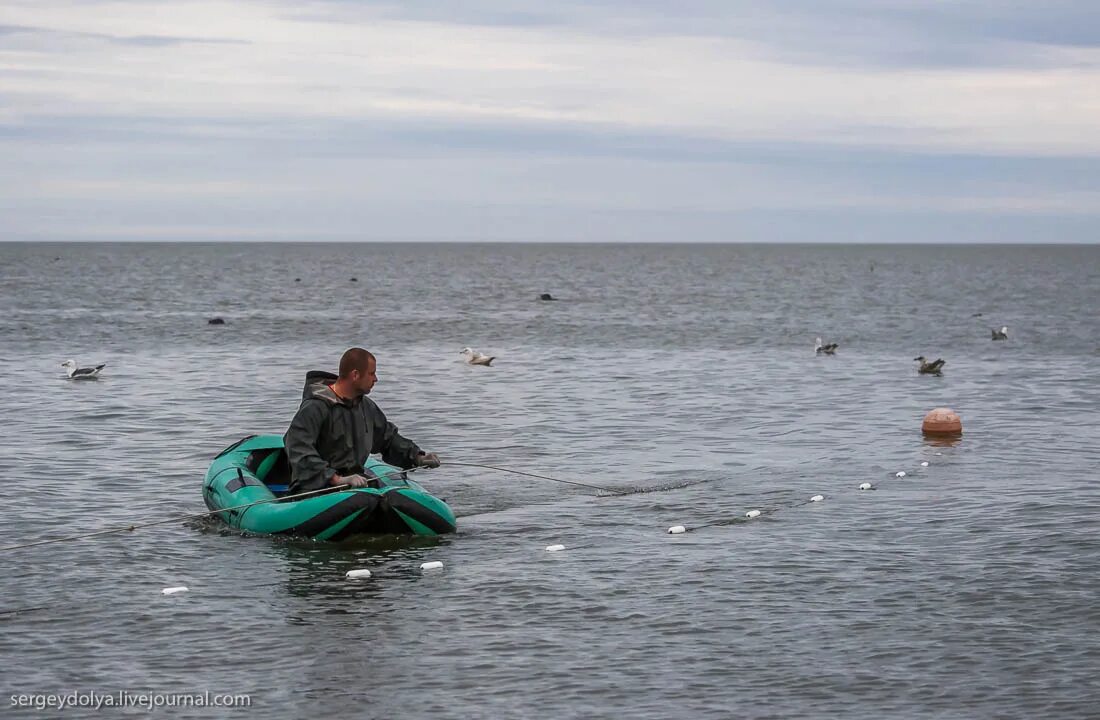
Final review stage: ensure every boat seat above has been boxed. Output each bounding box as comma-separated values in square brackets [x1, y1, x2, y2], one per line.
[245, 448, 293, 496]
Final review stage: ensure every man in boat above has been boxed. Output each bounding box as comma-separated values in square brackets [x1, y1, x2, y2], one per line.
[284, 347, 441, 494]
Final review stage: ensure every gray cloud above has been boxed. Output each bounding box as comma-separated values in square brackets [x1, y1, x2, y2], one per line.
[0, 21, 248, 47]
[1, 0, 1097, 242]
[4, 113, 1097, 242]
[345, 0, 1100, 68]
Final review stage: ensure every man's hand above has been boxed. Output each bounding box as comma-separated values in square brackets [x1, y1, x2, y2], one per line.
[333, 473, 369, 488]
[415, 452, 441, 469]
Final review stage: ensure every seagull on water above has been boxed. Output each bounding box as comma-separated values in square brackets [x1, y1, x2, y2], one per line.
[814, 337, 838, 355]
[61, 359, 106, 379]
[991, 326, 1008, 340]
[913, 356, 946, 375]
[460, 347, 495, 366]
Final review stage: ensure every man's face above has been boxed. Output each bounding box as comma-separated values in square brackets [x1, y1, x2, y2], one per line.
[353, 358, 378, 395]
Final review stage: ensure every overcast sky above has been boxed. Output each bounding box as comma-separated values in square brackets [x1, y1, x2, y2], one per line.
[2, 0, 1098, 242]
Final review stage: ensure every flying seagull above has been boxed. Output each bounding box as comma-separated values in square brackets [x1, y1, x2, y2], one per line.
[62, 359, 106, 379]
[460, 347, 495, 366]
[913, 356, 946, 375]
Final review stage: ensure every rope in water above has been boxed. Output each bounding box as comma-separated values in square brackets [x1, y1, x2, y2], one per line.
[666, 465, 928, 534]
[0, 466, 422, 554]
[0, 458, 707, 554]
[445, 461, 627, 495]
[0, 461, 936, 616]
[673, 497, 820, 533]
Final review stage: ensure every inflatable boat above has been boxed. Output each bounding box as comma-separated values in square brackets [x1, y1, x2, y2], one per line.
[202, 435, 456, 539]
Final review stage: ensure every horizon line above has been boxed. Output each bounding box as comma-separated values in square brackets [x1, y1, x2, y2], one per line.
[2, 239, 1098, 246]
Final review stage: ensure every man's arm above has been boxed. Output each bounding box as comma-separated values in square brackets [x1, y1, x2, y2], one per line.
[366, 402, 423, 469]
[284, 401, 337, 492]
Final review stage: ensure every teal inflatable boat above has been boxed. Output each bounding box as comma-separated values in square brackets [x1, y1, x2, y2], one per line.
[202, 435, 456, 539]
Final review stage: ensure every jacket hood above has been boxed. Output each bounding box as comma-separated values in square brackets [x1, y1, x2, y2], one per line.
[302, 370, 346, 405]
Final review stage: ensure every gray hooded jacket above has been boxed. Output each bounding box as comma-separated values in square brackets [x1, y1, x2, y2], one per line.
[284, 371, 423, 494]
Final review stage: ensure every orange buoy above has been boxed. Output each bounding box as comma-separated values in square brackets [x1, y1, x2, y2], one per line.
[922, 407, 962, 435]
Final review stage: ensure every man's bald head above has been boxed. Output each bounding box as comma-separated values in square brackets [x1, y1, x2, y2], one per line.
[339, 348, 376, 379]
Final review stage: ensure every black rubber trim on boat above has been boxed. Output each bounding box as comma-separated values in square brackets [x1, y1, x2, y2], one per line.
[384, 491, 456, 534]
[214, 435, 257, 459]
[279, 492, 381, 538]
[226, 468, 265, 493]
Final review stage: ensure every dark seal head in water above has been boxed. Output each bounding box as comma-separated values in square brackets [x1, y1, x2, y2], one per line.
[208, 317, 226, 325]
[539, 293, 556, 301]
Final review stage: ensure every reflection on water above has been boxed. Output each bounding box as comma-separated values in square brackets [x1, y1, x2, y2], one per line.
[922, 435, 964, 449]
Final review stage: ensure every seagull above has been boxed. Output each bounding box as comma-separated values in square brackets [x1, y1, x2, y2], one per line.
[61, 359, 106, 379]
[460, 347, 495, 366]
[991, 326, 1008, 340]
[814, 337, 838, 355]
[913, 356, 945, 375]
